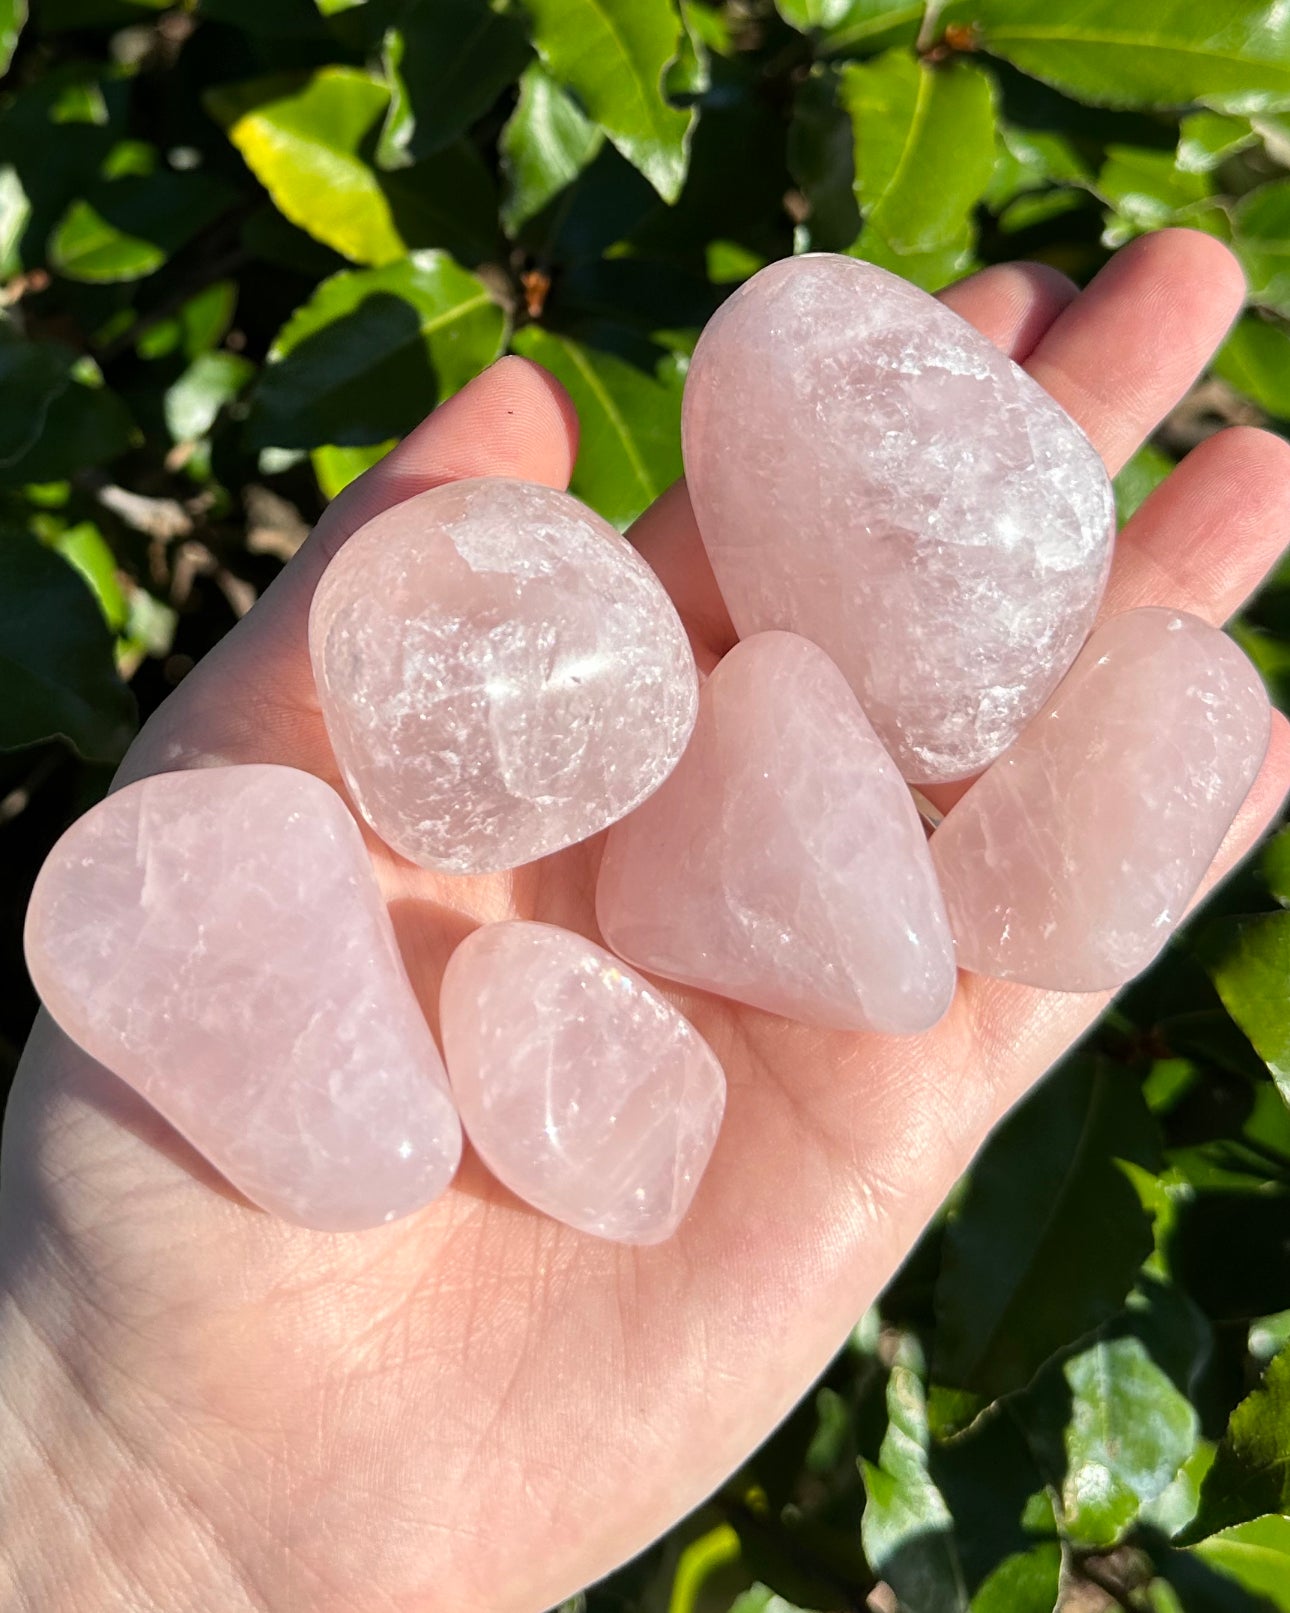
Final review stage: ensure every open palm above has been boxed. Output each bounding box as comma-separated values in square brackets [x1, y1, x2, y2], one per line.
[3, 230, 1289, 1613]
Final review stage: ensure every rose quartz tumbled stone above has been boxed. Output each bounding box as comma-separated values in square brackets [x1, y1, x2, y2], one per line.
[683, 254, 1116, 785]
[309, 476, 699, 874]
[932, 609, 1270, 992]
[440, 922, 725, 1243]
[24, 765, 462, 1231]
[598, 633, 956, 1033]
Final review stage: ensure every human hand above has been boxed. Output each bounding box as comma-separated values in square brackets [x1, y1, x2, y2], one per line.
[2, 230, 1288, 1613]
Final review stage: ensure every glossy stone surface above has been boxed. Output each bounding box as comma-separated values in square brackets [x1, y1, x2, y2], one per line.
[597, 633, 956, 1034]
[309, 476, 698, 873]
[24, 765, 462, 1231]
[932, 609, 1270, 991]
[440, 922, 725, 1243]
[682, 253, 1117, 785]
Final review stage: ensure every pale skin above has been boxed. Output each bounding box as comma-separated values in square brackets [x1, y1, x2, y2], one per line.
[2, 230, 1289, 1613]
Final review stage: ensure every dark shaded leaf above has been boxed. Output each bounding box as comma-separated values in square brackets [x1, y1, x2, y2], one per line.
[250, 252, 504, 451]
[0, 529, 135, 761]
[1185, 1347, 1290, 1541]
[49, 166, 231, 284]
[934, 1058, 1158, 1398]
[1170, 1189, 1290, 1324]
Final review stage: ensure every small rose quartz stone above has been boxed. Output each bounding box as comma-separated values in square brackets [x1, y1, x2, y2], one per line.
[682, 253, 1117, 785]
[440, 921, 725, 1243]
[24, 765, 462, 1231]
[309, 476, 699, 873]
[932, 609, 1271, 991]
[597, 632, 956, 1033]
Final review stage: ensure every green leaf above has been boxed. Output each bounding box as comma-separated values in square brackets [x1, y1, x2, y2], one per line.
[1115, 442, 1174, 524]
[1060, 1333, 1200, 1547]
[1169, 1190, 1290, 1325]
[839, 50, 995, 287]
[521, 0, 694, 203]
[1096, 145, 1211, 246]
[1264, 828, 1290, 909]
[969, 1544, 1063, 1613]
[787, 68, 862, 254]
[984, 121, 1091, 210]
[1195, 1516, 1290, 1610]
[0, 528, 135, 760]
[934, 1058, 1158, 1399]
[0, 163, 31, 277]
[250, 252, 504, 451]
[1232, 182, 1290, 317]
[0, 0, 24, 75]
[510, 326, 683, 528]
[860, 1366, 969, 1613]
[1178, 112, 1259, 173]
[52, 520, 128, 632]
[727, 1587, 816, 1613]
[48, 166, 231, 284]
[0, 336, 134, 483]
[1196, 912, 1290, 1099]
[379, 0, 531, 169]
[1185, 1347, 1290, 1541]
[966, 0, 1290, 115]
[795, 0, 927, 57]
[164, 351, 255, 443]
[1214, 315, 1290, 421]
[311, 438, 394, 499]
[500, 62, 603, 235]
[208, 68, 406, 266]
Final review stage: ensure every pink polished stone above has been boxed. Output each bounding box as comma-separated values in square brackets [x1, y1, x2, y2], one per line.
[597, 632, 956, 1034]
[309, 476, 698, 874]
[440, 921, 725, 1243]
[683, 254, 1117, 785]
[932, 609, 1271, 992]
[24, 765, 462, 1231]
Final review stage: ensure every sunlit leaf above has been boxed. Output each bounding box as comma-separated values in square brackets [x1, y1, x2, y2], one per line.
[500, 62, 603, 235]
[1184, 1347, 1290, 1541]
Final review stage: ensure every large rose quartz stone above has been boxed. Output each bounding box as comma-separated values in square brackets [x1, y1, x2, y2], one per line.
[440, 922, 725, 1243]
[598, 632, 956, 1034]
[24, 765, 462, 1231]
[932, 609, 1271, 991]
[682, 253, 1116, 785]
[309, 476, 699, 873]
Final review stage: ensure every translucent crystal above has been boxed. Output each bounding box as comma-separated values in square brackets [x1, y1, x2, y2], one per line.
[309, 476, 699, 873]
[682, 253, 1116, 784]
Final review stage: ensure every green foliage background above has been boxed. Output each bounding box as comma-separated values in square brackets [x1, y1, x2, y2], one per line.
[3, 1, 1290, 1608]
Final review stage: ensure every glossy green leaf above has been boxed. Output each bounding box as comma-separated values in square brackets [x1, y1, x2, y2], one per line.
[500, 62, 603, 235]
[208, 69, 405, 266]
[727, 1587, 816, 1613]
[1233, 181, 1290, 317]
[511, 326, 682, 528]
[934, 1058, 1158, 1399]
[1061, 1334, 1199, 1547]
[379, 0, 531, 169]
[1214, 315, 1290, 421]
[0, 164, 31, 277]
[1096, 145, 1211, 246]
[250, 252, 504, 451]
[967, 0, 1290, 115]
[797, 0, 927, 56]
[1196, 912, 1290, 1099]
[860, 1366, 969, 1613]
[164, 351, 255, 443]
[840, 50, 995, 287]
[522, 0, 693, 203]
[1178, 112, 1259, 173]
[0, 528, 135, 760]
[0, 0, 24, 75]
[1185, 1347, 1290, 1541]
[1195, 1516, 1290, 1610]
[1115, 442, 1174, 524]
[985, 121, 1090, 210]
[969, 1544, 1062, 1613]
[52, 521, 128, 632]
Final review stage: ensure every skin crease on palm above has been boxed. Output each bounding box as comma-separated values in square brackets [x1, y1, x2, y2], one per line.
[2, 232, 1290, 1613]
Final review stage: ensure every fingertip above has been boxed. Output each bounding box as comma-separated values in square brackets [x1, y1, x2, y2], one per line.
[475, 354, 581, 486]
[1138, 226, 1248, 323]
[938, 259, 1080, 361]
